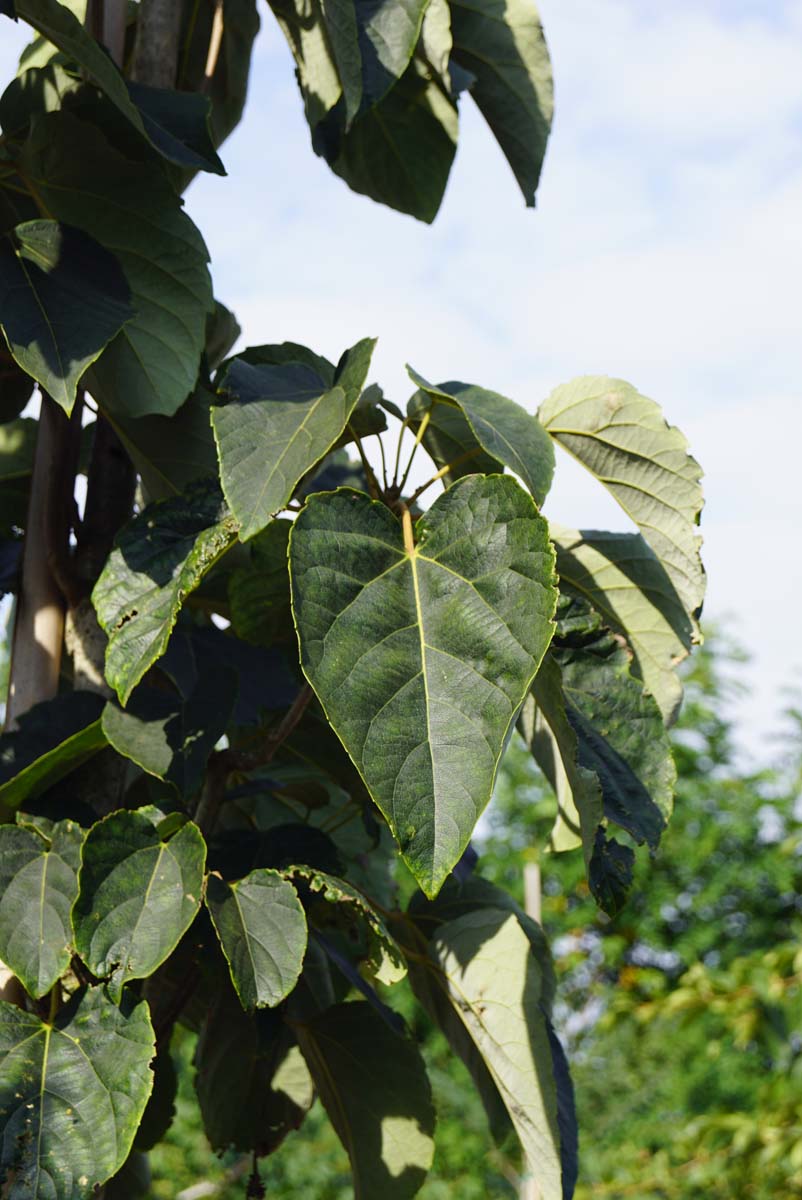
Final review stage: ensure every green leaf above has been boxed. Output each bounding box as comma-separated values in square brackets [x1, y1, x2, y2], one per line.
[213, 337, 375, 540]
[102, 668, 238, 798]
[326, 57, 458, 223]
[206, 868, 307, 1010]
[229, 518, 293, 647]
[205, 300, 241, 371]
[125, 81, 226, 176]
[349, 0, 430, 113]
[588, 830, 635, 918]
[0, 415, 36, 478]
[550, 523, 695, 722]
[92, 480, 238, 705]
[176, 0, 260, 154]
[133, 1042, 177, 1152]
[407, 388, 501, 483]
[288, 865, 406, 985]
[408, 369, 555, 505]
[420, 907, 565, 1198]
[268, 0, 344, 130]
[195, 985, 314, 1154]
[296, 1000, 435, 1198]
[450, 0, 553, 205]
[20, 112, 213, 419]
[0, 219, 132, 414]
[539, 376, 705, 617]
[0, 692, 106, 812]
[290, 474, 557, 895]
[233, 339, 335, 382]
[109, 387, 219, 503]
[0, 985, 155, 1200]
[0, 345, 35, 422]
[72, 810, 206, 999]
[0, 819, 82, 997]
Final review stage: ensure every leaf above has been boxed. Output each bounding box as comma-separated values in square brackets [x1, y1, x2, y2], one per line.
[1, 2, 16, 18]
[0, 985, 155, 1200]
[0, 219, 132, 414]
[229, 519, 293, 647]
[289, 474, 557, 896]
[296, 1000, 435, 1198]
[450, 0, 553, 206]
[177, 0, 260, 153]
[588, 829, 634, 918]
[20, 112, 213, 419]
[205, 300, 241, 370]
[538, 376, 705, 617]
[407, 388, 500, 483]
[550, 524, 695, 722]
[325, 57, 458, 223]
[213, 337, 375, 540]
[289, 865, 406, 985]
[125, 81, 226, 176]
[0, 345, 35, 422]
[0, 692, 106, 812]
[109, 387, 219, 503]
[102, 668, 238, 798]
[408, 370, 555, 505]
[195, 984, 314, 1154]
[233, 339, 335, 382]
[205, 868, 308, 1010]
[0, 417, 36, 494]
[0, 819, 82, 997]
[422, 908, 565, 1199]
[348, 0, 430, 114]
[72, 810, 206, 999]
[92, 480, 238, 705]
[133, 1043, 177, 1151]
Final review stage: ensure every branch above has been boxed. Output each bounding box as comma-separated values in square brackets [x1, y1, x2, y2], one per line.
[133, 0, 182, 87]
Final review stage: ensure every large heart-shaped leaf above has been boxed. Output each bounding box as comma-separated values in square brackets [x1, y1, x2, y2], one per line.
[551, 524, 694, 722]
[213, 337, 375, 540]
[20, 112, 213, 419]
[72, 810, 206, 1000]
[0, 985, 155, 1200]
[0, 819, 82, 997]
[296, 1000, 435, 1198]
[102, 668, 237, 798]
[409, 369, 555, 505]
[0, 691, 106, 813]
[290, 474, 557, 895]
[539, 376, 705, 617]
[0, 220, 132, 414]
[228, 519, 293, 647]
[92, 480, 238, 704]
[450, 0, 553, 206]
[205, 868, 308, 1010]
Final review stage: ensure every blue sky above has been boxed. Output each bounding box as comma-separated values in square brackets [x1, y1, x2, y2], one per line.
[2, 1, 801, 760]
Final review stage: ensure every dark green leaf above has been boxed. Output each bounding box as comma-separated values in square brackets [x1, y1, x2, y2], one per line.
[0, 219, 132, 414]
[0, 692, 106, 812]
[102, 668, 237, 797]
[290, 474, 557, 895]
[1, 2, 16, 19]
[296, 1000, 435, 1198]
[133, 1043, 178, 1152]
[268, 0, 347, 130]
[0, 985, 155, 1199]
[177, 0, 260, 153]
[408, 368, 555, 505]
[103, 1151, 151, 1199]
[92, 480, 238, 704]
[126, 81, 226, 176]
[205, 300, 241, 371]
[195, 983, 314, 1154]
[539, 376, 705, 619]
[0, 415, 36, 478]
[232, 340, 335, 383]
[0, 344, 34, 422]
[109, 387, 219, 503]
[229, 519, 293, 647]
[213, 337, 375, 540]
[0, 819, 82, 997]
[73, 810, 206, 999]
[588, 829, 635, 917]
[20, 112, 213, 419]
[206, 868, 307, 1010]
[407, 387, 500, 483]
[450, 0, 552, 205]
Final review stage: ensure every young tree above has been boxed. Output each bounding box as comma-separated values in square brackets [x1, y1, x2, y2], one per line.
[0, 3, 705, 1196]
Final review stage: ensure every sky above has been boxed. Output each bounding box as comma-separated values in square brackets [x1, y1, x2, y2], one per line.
[2, 1, 801, 762]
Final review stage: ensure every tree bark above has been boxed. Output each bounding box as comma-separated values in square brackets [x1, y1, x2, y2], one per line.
[133, 0, 182, 87]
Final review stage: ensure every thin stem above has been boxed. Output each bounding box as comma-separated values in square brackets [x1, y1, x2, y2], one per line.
[396, 409, 430, 495]
[376, 431, 389, 491]
[348, 423, 381, 498]
[202, 0, 225, 93]
[406, 447, 481, 506]
[391, 417, 410, 489]
[178, 0, 202, 87]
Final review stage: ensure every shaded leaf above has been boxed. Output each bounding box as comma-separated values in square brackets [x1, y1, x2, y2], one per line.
[0, 344, 35, 421]
[0, 691, 106, 812]
[229, 519, 293, 647]
[450, 0, 552, 205]
[133, 1044, 178, 1151]
[407, 387, 500, 484]
[206, 868, 307, 1010]
[213, 337, 375, 540]
[20, 112, 213, 419]
[289, 865, 406, 985]
[296, 1000, 435, 1199]
[290, 474, 557, 895]
[0, 819, 82, 997]
[539, 376, 705, 617]
[0, 985, 155, 1200]
[1, 1, 16, 18]
[195, 983, 314, 1154]
[102, 668, 237, 797]
[177, 0, 260, 153]
[0, 219, 132, 414]
[0, 416, 36, 479]
[126, 81, 226, 176]
[72, 810, 206, 999]
[205, 300, 241, 370]
[409, 368, 555, 505]
[92, 480, 238, 705]
[109, 387, 219, 503]
[588, 829, 635, 918]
